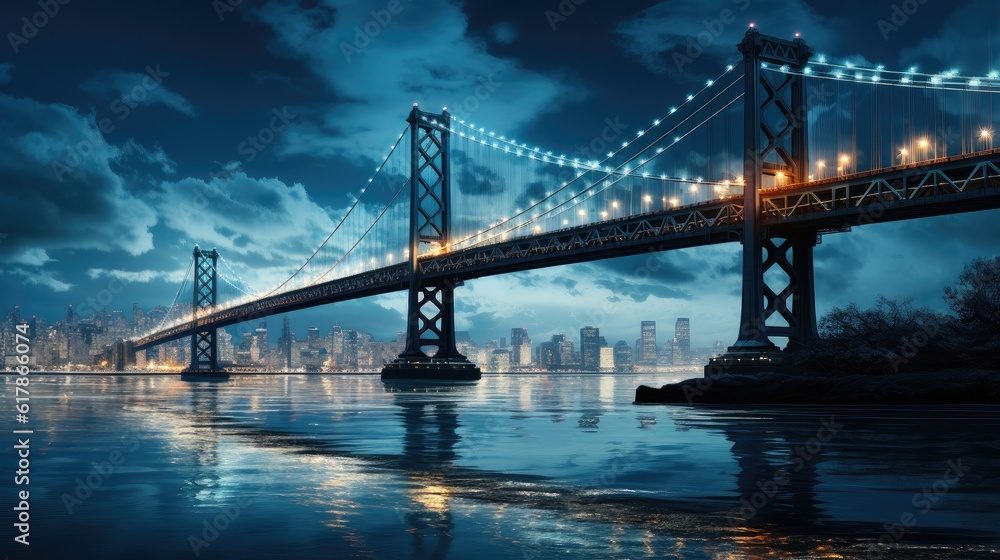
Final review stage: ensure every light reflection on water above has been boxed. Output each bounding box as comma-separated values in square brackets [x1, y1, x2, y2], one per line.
[3, 372, 999, 559]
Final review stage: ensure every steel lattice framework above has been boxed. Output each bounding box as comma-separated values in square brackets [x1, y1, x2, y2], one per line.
[189, 246, 219, 371]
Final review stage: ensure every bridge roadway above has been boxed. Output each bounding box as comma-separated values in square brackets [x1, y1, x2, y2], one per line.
[133, 148, 1000, 351]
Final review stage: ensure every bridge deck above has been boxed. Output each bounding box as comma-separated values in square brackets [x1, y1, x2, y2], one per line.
[133, 150, 1000, 350]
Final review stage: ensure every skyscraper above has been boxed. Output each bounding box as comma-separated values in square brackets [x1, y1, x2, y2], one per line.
[329, 323, 344, 365]
[640, 321, 657, 366]
[673, 318, 690, 365]
[510, 328, 532, 367]
[580, 326, 600, 371]
[278, 317, 293, 370]
[613, 340, 633, 372]
[254, 322, 269, 366]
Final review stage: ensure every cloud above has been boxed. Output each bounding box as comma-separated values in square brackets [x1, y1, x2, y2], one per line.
[7, 268, 73, 292]
[249, 0, 578, 160]
[490, 22, 518, 45]
[154, 171, 338, 264]
[86, 267, 189, 284]
[0, 92, 158, 264]
[0, 63, 12, 84]
[616, 0, 843, 79]
[7, 248, 53, 267]
[899, 1, 1000, 72]
[83, 70, 197, 117]
[594, 276, 689, 302]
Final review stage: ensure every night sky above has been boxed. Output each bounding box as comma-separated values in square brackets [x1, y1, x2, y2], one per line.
[2, 0, 999, 348]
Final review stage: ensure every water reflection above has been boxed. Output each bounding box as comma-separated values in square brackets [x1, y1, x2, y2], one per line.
[8, 374, 999, 560]
[388, 384, 467, 559]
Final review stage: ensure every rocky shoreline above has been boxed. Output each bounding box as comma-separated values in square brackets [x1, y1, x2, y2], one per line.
[635, 369, 1000, 404]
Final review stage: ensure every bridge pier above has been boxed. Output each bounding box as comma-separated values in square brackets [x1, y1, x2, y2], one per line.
[707, 29, 816, 376]
[111, 339, 135, 372]
[382, 106, 480, 381]
[185, 245, 225, 375]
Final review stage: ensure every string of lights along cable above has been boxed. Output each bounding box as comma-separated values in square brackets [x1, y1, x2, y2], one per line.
[136, 27, 1000, 341]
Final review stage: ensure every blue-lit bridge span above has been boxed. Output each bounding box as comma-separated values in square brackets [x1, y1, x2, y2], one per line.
[121, 29, 1000, 378]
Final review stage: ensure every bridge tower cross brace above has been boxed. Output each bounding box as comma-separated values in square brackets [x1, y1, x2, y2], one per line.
[721, 29, 818, 370]
[382, 106, 480, 380]
[189, 245, 220, 372]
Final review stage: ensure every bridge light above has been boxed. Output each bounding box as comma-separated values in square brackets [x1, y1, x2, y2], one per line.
[601, 211, 608, 219]
[612, 200, 619, 208]
[670, 198, 679, 207]
[644, 194, 653, 203]
[980, 129, 993, 149]
[918, 138, 929, 149]
[989, 70, 999, 80]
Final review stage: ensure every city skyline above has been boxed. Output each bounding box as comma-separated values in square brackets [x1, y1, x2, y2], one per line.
[3, 1, 999, 353]
[2, 299, 708, 371]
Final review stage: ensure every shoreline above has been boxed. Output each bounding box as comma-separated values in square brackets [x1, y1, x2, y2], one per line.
[634, 369, 1000, 405]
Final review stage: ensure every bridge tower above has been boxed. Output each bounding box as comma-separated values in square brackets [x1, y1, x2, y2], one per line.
[188, 245, 221, 372]
[709, 29, 818, 375]
[382, 105, 481, 381]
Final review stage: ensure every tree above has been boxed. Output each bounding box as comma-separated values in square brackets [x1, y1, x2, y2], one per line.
[796, 296, 951, 375]
[944, 256, 1000, 332]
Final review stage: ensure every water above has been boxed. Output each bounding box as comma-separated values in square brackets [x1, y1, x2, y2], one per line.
[2, 373, 999, 559]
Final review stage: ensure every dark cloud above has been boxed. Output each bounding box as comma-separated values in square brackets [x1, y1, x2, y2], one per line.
[453, 150, 507, 196]
[82, 70, 197, 117]
[0, 92, 157, 265]
[616, 0, 844, 80]
[594, 277, 689, 303]
[589, 252, 699, 285]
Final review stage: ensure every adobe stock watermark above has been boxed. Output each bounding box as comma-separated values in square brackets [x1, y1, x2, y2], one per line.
[188, 466, 276, 557]
[853, 124, 962, 228]
[877, 0, 929, 41]
[52, 64, 173, 182]
[449, 69, 503, 118]
[60, 429, 147, 514]
[866, 459, 970, 557]
[236, 107, 296, 162]
[673, 0, 751, 73]
[177, 106, 296, 226]
[212, 0, 244, 22]
[727, 416, 843, 524]
[340, 0, 413, 63]
[585, 448, 641, 490]
[7, 0, 71, 54]
[889, 316, 942, 373]
[544, 0, 586, 31]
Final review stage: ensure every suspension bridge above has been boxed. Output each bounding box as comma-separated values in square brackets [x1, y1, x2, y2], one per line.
[111, 29, 1000, 379]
